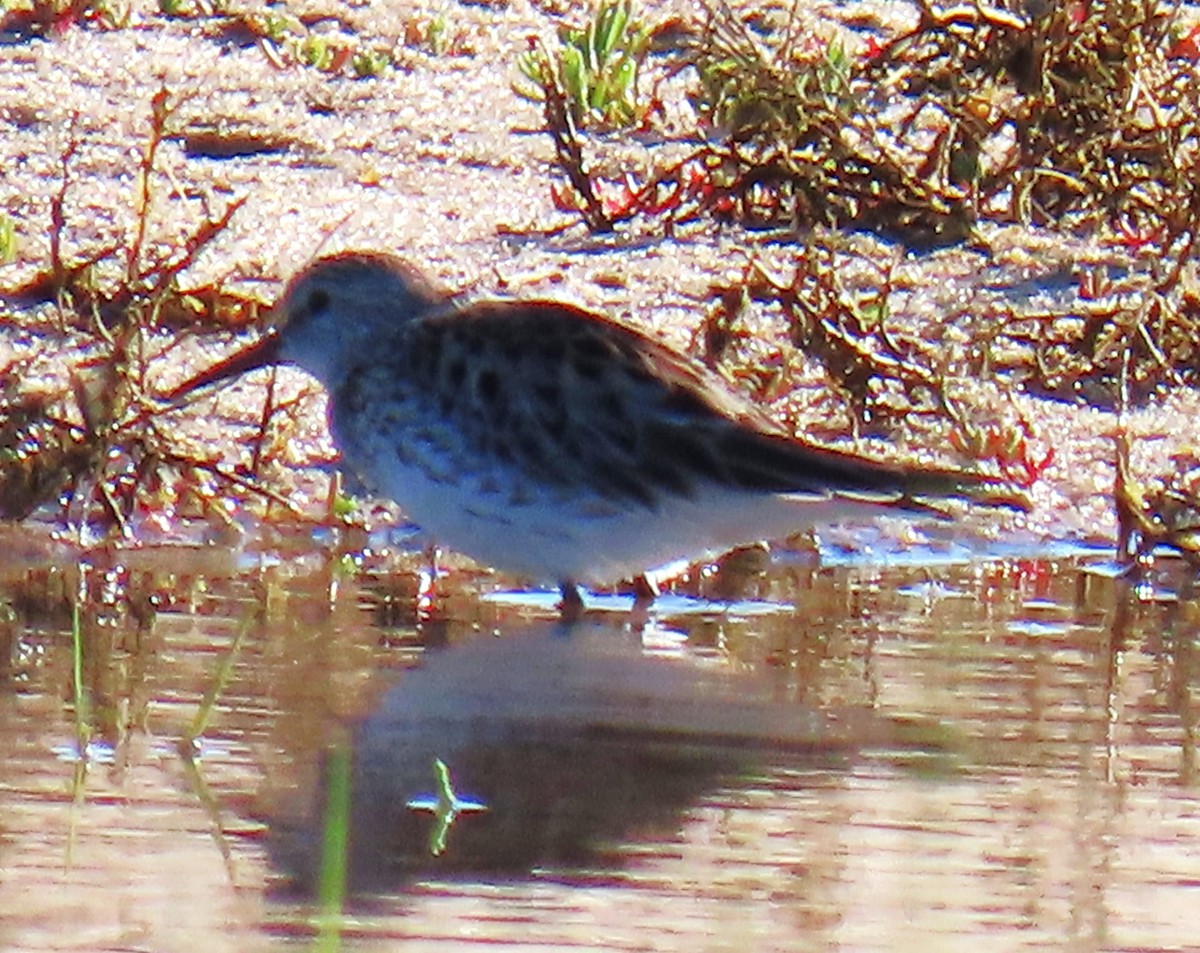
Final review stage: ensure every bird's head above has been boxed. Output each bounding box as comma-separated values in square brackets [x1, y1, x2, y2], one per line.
[167, 251, 445, 399]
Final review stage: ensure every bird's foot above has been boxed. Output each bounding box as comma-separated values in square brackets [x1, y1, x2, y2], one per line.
[558, 580, 586, 626]
[628, 573, 658, 633]
[415, 543, 442, 623]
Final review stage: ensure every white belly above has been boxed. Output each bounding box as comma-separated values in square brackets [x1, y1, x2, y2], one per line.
[351, 441, 884, 584]
[334, 403, 899, 584]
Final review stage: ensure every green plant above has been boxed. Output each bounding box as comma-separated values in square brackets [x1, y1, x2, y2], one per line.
[331, 491, 358, 520]
[258, 9, 295, 44]
[516, 0, 650, 128]
[351, 47, 390, 78]
[401, 11, 471, 56]
[299, 34, 334, 70]
[0, 213, 15, 264]
[426, 13, 448, 55]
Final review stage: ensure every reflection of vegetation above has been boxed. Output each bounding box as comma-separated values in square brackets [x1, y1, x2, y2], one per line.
[184, 615, 251, 744]
[69, 591, 90, 750]
[314, 734, 352, 952]
[51, 560, 162, 864]
[2, 0, 1199, 565]
[175, 613, 253, 883]
[406, 758, 488, 857]
[3, 559, 401, 893]
[65, 588, 90, 865]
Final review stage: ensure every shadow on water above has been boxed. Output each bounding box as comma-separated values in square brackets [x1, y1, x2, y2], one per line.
[275, 619, 856, 890]
[0, 529, 1199, 950]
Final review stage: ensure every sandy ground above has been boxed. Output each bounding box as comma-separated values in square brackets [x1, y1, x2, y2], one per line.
[0, 0, 1196, 552]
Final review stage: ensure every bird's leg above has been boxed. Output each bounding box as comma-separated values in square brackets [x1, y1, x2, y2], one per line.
[416, 541, 440, 622]
[632, 573, 659, 606]
[558, 579, 585, 625]
[628, 573, 659, 632]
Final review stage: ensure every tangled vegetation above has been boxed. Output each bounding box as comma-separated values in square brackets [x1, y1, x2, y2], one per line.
[0, 91, 287, 531]
[526, 0, 1200, 563]
[2, 0, 1200, 566]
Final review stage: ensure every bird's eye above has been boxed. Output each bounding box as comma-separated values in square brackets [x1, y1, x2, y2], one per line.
[307, 288, 331, 315]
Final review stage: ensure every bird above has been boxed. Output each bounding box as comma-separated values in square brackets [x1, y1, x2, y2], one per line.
[170, 251, 1013, 616]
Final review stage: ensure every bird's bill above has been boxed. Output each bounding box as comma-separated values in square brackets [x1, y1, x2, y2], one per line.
[165, 331, 284, 402]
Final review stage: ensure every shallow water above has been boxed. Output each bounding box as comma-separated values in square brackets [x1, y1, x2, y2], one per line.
[0, 530, 1197, 953]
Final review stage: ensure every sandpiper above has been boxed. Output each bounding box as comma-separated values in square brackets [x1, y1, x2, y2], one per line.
[173, 251, 1009, 613]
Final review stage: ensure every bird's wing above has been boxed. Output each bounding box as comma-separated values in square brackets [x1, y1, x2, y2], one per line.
[398, 301, 986, 510]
